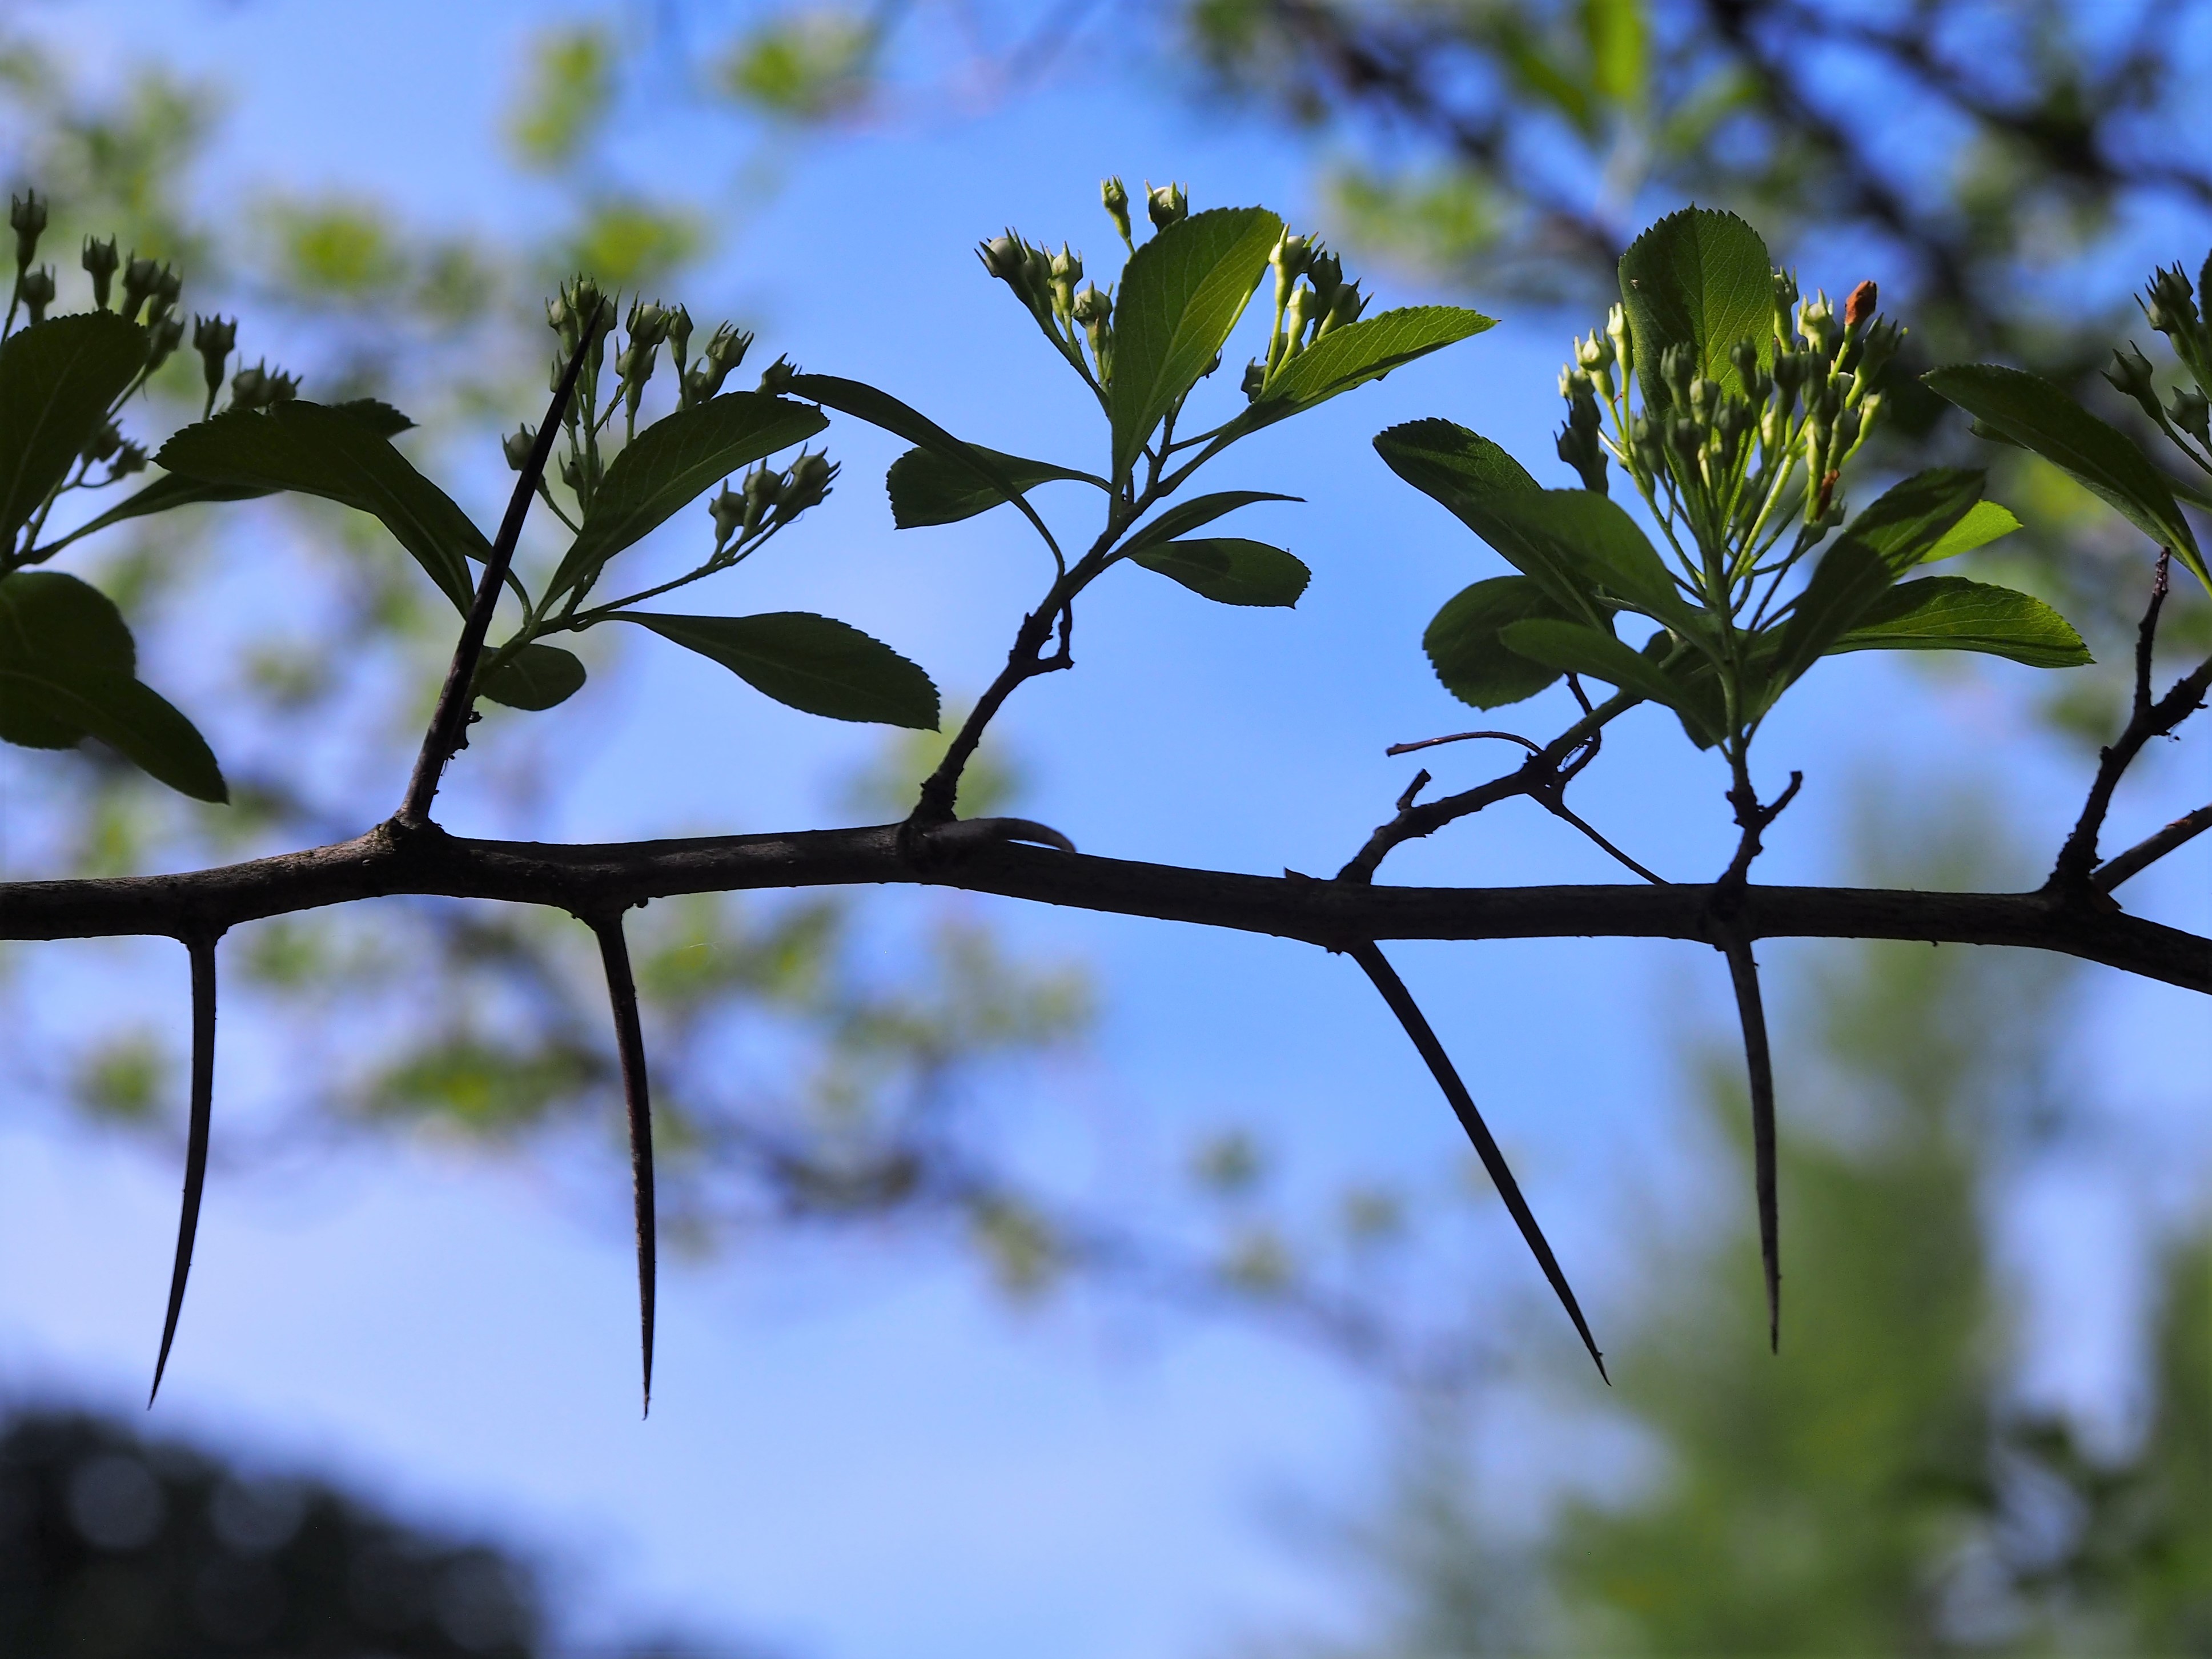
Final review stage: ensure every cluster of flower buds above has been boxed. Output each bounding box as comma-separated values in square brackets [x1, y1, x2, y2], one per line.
[1247, 228, 1366, 397]
[2107, 263, 2211, 452]
[117, 254, 182, 328]
[707, 449, 838, 554]
[192, 315, 237, 416]
[228, 360, 300, 413]
[78, 419, 148, 480]
[1596, 271, 1897, 539]
[980, 225, 1118, 387]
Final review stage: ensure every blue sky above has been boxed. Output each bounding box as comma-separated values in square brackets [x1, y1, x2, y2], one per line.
[3, 2, 2208, 1652]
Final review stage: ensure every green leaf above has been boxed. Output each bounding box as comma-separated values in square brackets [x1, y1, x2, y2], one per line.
[1924, 499, 2021, 562]
[478, 642, 587, 710]
[1482, 487, 1707, 640]
[1107, 206, 1282, 480]
[1129, 537, 1310, 606]
[616, 610, 938, 728]
[1764, 535, 1896, 696]
[38, 474, 269, 556]
[1922, 363, 2207, 588]
[885, 444, 1105, 529]
[0, 311, 149, 546]
[156, 403, 486, 612]
[1118, 489, 1299, 560]
[36, 400, 417, 558]
[551, 392, 828, 599]
[0, 571, 225, 800]
[1826, 577, 2091, 669]
[1841, 468, 1987, 575]
[788, 373, 1047, 533]
[1500, 617, 1720, 744]
[1249, 306, 1495, 424]
[1617, 207, 1775, 410]
[1374, 420, 1600, 624]
[1424, 575, 1572, 709]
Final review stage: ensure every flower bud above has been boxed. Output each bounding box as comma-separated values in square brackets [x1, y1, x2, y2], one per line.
[627, 299, 671, 349]
[1021, 240, 1054, 306]
[2097, 345, 2158, 417]
[119, 254, 164, 323]
[110, 440, 147, 479]
[2142, 264, 2199, 339]
[1322, 279, 1366, 335]
[1270, 230, 1313, 283]
[503, 424, 537, 471]
[1771, 269, 1799, 346]
[229, 361, 268, 411]
[1283, 282, 1318, 354]
[1797, 290, 1838, 356]
[1145, 180, 1187, 231]
[144, 266, 183, 327]
[1607, 303, 1633, 379]
[191, 314, 236, 412]
[741, 463, 782, 537]
[1241, 357, 1266, 400]
[17, 264, 54, 325]
[146, 311, 184, 373]
[667, 305, 694, 376]
[685, 321, 754, 404]
[1851, 316, 1904, 393]
[1579, 330, 1615, 373]
[1660, 342, 1694, 404]
[774, 449, 837, 524]
[1843, 279, 1877, 332]
[709, 480, 745, 551]
[757, 354, 797, 395]
[2170, 384, 2211, 447]
[10, 189, 46, 272]
[1308, 249, 1344, 310]
[1071, 285, 1111, 327]
[1101, 176, 1133, 244]
[1556, 421, 1608, 493]
[1688, 376, 1721, 424]
[82, 237, 119, 310]
[81, 420, 122, 465]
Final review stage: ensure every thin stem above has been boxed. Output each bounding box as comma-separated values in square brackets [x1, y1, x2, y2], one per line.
[150, 930, 222, 1405]
[1346, 941, 1607, 1383]
[1385, 729, 1541, 758]
[1719, 932, 1783, 1353]
[399, 307, 605, 825]
[591, 910, 657, 1418]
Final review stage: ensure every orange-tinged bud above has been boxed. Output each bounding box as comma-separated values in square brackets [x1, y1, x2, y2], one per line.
[1844, 280, 1878, 330]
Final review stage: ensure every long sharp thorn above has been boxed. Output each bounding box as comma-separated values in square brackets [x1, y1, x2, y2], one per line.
[151, 933, 220, 1405]
[1721, 936, 1782, 1353]
[1348, 942, 1608, 1383]
[593, 913, 656, 1417]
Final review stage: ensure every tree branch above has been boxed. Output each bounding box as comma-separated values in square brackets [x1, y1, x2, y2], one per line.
[2094, 802, 2212, 893]
[399, 307, 606, 826]
[3, 820, 2205, 990]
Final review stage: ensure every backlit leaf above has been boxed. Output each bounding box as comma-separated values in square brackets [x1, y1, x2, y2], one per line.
[1825, 577, 2091, 669]
[479, 642, 588, 710]
[1108, 206, 1282, 479]
[1617, 207, 1775, 409]
[0, 311, 148, 546]
[885, 444, 1104, 529]
[1424, 575, 1571, 708]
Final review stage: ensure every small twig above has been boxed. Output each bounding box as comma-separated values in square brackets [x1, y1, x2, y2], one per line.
[398, 306, 607, 826]
[1718, 769, 1804, 895]
[1346, 941, 1608, 1382]
[1385, 729, 1543, 758]
[2093, 802, 2212, 893]
[1394, 769, 1432, 813]
[1717, 933, 1783, 1353]
[1538, 795, 1669, 885]
[589, 909, 657, 1417]
[2050, 554, 2212, 894]
[151, 930, 223, 1405]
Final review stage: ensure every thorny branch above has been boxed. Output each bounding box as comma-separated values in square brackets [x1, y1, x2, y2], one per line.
[150, 930, 220, 1405]
[588, 909, 659, 1417]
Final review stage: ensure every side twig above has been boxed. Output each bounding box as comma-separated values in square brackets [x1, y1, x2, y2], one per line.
[399, 306, 607, 826]
[2050, 555, 2212, 894]
[1346, 940, 1608, 1382]
[589, 909, 657, 1417]
[150, 930, 223, 1405]
[2094, 802, 2212, 892]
